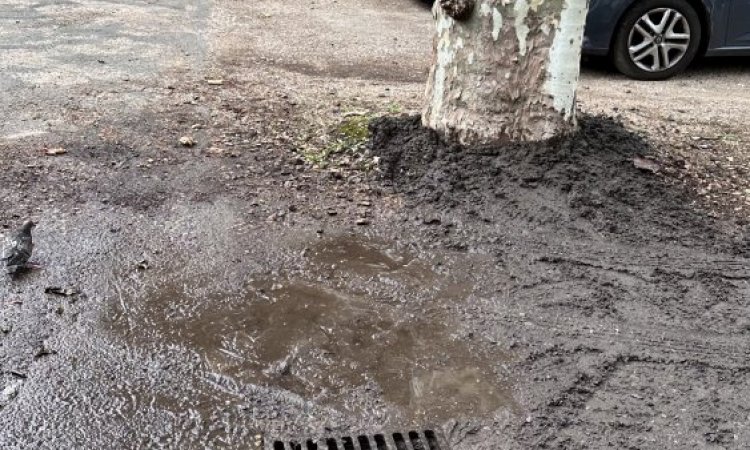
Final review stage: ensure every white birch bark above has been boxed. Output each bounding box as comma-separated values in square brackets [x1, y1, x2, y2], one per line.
[423, 0, 589, 144]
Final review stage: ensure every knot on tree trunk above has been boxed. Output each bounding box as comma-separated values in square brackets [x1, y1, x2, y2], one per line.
[440, 0, 475, 21]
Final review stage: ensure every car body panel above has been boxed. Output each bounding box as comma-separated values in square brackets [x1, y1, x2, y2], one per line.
[725, 0, 750, 46]
[583, 0, 750, 56]
[583, 0, 638, 54]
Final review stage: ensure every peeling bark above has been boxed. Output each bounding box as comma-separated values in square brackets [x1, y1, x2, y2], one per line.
[440, 0, 476, 20]
[423, 0, 589, 144]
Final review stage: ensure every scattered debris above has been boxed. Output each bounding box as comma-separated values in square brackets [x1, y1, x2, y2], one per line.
[263, 347, 298, 378]
[45, 147, 67, 156]
[44, 287, 79, 297]
[342, 110, 369, 118]
[136, 259, 150, 271]
[179, 136, 196, 147]
[2, 220, 35, 275]
[34, 343, 56, 359]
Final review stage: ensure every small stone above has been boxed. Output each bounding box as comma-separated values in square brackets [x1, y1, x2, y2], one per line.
[45, 147, 67, 156]
[356, 218, 370, 226]
[0, 383, 20, 405]
[179, 136, 196, 147]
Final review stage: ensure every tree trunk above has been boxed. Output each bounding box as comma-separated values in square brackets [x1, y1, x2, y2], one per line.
[422, 0, 589, 144]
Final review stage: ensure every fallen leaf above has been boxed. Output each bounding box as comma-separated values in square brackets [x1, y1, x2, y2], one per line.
[633, 156, 660, 173]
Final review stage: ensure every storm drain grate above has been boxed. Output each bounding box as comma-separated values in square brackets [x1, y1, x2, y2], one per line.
[272, 428, 448, 450]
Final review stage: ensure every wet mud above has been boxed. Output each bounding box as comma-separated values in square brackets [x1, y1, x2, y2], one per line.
[368, 115, 750, 448]
[106, 236, 513, 427]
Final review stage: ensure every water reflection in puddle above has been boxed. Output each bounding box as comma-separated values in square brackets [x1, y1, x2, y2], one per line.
[107, 236, 514, 423]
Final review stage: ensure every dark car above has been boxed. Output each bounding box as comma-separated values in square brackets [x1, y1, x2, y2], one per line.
[584, 0, 750, 79]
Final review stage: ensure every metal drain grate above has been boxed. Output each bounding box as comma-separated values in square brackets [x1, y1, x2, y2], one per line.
[272, 428, 448, 450]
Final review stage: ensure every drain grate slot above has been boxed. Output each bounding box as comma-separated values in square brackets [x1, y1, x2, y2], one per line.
[392, 433, 407, 450]
[358, 435, 372, 450]
[409, 431, 425, 450]
[374, 434, 387, 450]
[341, 436, 355, 450]
[424, 430, 440, 450]
[272, 428, 448, 450]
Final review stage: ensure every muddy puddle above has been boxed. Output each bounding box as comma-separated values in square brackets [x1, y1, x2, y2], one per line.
[106, 236, 514, 424]
[308, 237, 434, 280]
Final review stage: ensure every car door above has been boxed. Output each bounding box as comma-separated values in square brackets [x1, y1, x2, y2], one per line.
[726, 0, 750, 47]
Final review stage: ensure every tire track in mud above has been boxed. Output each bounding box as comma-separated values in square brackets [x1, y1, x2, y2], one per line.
[492, 310, 750, 367]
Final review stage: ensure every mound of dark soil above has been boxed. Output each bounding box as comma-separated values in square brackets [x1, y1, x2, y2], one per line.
[369, 115, 746, 254]
[368, 115, 750, 449]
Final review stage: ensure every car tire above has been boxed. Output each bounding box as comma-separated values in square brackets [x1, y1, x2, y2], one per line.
[612, 0, 702, 80]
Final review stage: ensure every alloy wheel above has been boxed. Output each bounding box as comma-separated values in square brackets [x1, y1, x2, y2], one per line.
[627, 8, 691, 72]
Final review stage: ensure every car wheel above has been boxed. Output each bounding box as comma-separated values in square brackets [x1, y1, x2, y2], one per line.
[612, 0, 702, 80]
